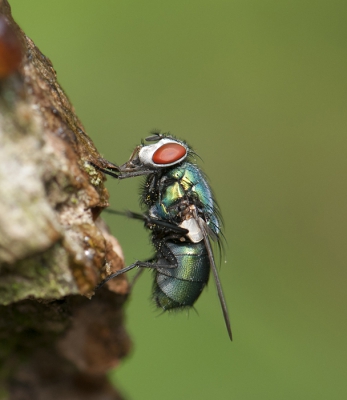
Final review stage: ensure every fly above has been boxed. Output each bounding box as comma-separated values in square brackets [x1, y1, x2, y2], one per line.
[96, 132, 232, 340]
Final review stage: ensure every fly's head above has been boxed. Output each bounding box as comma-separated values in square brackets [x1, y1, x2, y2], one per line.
[117, 132, 192, 179]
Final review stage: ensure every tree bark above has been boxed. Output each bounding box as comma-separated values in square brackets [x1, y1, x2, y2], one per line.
[0, 1, 130, 399]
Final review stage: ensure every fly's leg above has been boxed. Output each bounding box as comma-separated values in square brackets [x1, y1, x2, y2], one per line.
[96, 255, 178, 290]
[90, 161, 120, 179]
[96, 262, 139, 290]
[115, 209, 185, 269]
[97, 209, 183, 289]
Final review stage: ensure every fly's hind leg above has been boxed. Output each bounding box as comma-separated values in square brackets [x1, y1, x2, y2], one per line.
[97, 209, 183, 290]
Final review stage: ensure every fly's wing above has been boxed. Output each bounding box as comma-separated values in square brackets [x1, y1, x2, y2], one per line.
[194, 210, 232, 341]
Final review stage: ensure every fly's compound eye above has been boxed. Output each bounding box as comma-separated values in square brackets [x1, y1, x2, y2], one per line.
[138, 139, 188, 168]
[152, 143, 186, 165]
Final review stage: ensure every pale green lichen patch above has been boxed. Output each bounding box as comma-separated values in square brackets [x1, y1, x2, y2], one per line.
[82, 161, 102, 186]
[0, 244, 79, 306]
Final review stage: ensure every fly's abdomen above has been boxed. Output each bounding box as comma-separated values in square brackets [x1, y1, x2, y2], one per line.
[153, 241, 210, 310]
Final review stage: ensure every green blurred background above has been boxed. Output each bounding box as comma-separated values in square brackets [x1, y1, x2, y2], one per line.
[9, 1, 347, 399]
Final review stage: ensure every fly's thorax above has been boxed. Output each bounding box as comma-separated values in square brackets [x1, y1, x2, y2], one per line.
[146, 160, 222, 241]
[166, 163, 214, 211]
[175, 163, 221, 238]
[149, 203, 166, 220]
[152, 163, 194, 214]
[154, 162, 222, 237]
[161, 183, 185, 212]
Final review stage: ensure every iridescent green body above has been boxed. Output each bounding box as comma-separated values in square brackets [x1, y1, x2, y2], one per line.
[97, 133, 232, 339]
[141, 161, 221, 310]
[145, 162, 221, 237]
[153, 241, 210, 309]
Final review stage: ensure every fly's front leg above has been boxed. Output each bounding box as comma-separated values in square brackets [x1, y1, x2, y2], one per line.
[90, 162, 120, 179]
[117, 170, 153, 179]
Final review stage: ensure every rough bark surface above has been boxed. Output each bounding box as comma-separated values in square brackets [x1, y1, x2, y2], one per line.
[0, 1, 130, 399]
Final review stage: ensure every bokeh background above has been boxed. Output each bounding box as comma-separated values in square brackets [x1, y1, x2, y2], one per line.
[9, 1, 347, 399]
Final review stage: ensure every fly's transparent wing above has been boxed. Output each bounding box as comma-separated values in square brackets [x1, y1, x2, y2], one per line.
[194, 211, 232, 341]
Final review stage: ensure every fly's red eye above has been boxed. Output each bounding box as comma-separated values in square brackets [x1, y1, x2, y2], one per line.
[152, 143, 186, 164]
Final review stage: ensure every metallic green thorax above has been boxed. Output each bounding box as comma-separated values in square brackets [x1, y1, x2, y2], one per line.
[145, 162, 221, 238]
[153, 241, 210, 309]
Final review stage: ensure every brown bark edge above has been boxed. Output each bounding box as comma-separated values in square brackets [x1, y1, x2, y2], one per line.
[0, 2, 131, 399]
